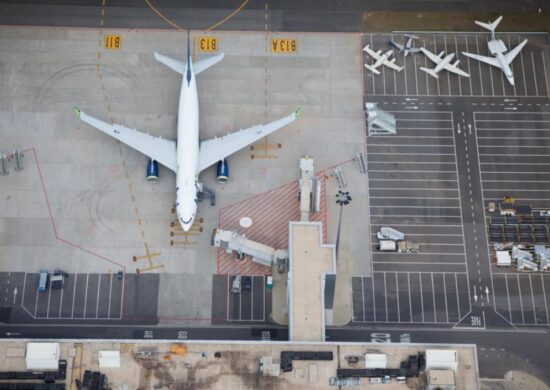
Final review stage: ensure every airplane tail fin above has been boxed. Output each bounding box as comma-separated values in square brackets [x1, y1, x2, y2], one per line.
[364, 64, 381, 75]
[475, 15, 502, 37]
[154, 30, 224, 77]
[420, 67, 439, 79]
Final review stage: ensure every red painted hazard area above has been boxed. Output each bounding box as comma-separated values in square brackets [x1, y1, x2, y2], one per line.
[217, 173, 327, 276]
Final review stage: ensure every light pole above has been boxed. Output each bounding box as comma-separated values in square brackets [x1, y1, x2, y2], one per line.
[335, 190, 352, 261]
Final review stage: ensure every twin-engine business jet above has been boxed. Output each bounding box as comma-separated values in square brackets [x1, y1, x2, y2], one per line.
[462, 16, 528, 86]
[76, 36, 299, 231]
[419, 47, 470, 79]
[389, 34, 421, 57]
[363, 45, 404, 74]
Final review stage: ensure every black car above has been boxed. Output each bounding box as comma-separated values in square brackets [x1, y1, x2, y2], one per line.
[242, 276, 252, 291]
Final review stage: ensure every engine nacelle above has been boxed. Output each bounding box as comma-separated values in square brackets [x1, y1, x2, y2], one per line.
[146, 158, 159, 183]
[216, 159, 229, 184]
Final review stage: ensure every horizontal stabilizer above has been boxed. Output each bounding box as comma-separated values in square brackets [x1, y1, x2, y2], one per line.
[194, 53, 225, 75]
[475, 15, 503, 33]
[364, 64, 381, 75]
[420, 67, 439, 79]
[154, 52, 185, 75]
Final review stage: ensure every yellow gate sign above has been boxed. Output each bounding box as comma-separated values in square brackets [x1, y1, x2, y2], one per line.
[198, 37, 218, 52]
[104, 34, 122, 50]
[270, 38, 297, 53]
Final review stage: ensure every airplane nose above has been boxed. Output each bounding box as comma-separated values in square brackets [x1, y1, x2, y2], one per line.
[182, 222, 193, 232]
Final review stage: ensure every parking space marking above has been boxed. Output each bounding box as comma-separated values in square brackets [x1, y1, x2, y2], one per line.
[517, 274, 525, 325]
[541, 274, 549, 325]
[529, 275, 537, 325]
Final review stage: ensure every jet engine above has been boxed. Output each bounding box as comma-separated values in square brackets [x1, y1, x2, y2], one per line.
[146, 158, 159, 183]
[216, 159, 229, 183]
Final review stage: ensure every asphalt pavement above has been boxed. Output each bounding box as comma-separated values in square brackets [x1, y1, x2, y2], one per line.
[0, 0, 549, 32]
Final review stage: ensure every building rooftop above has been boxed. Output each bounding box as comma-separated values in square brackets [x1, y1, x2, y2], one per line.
[288, 222, 336, 342]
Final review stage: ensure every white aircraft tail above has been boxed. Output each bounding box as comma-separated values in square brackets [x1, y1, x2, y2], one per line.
[475, 15, 503, 37]
[420, 67, 439, 79]
[364, 64, 381, 75]
[154, 31, 224, 77]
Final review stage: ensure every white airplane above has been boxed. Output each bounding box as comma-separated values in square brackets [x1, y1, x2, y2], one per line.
[462, 16, 528, 86]
[389, 34, 421, 56]
[420, 47, 470, 79]
[363, 45, 404, 74]
[76, 34, 299, 231]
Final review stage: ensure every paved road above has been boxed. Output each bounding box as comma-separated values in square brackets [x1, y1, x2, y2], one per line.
[0, 0, 548, 32]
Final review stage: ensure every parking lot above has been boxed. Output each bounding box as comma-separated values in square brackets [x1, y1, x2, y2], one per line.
[365, 110, 467, 274]
[25, 273, 122, 320]
[363, 33, 549, 98]
[224, 275, 269, 323]
[0, 272, 123, 320]
[351, 271, 470, 324]
[476, 111, 550, 210]
[492, 273, 550, 326]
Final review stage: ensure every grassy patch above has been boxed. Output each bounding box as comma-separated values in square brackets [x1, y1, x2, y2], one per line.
[363, 11, 550, 33]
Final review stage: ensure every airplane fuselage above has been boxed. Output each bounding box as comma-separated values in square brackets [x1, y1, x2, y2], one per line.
[495, 50, 514, 84]
[434, 53, 454, 73]
[175, 63, 199, 231]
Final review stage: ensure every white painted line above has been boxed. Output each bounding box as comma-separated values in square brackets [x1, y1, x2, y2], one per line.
[83, 273, 89, 319]
[395, 273, 401, 322]
[368, 170, 459, 174]
[95, 275, 101, 319]
[21, 272, 26, 306]
[107, 273, 113, 319]
[540, 274, 549, 325]
[531, 51, 539, 96]
[542, 51, 549, 97]
[251, 276, 254, 321]
[504, 274, 513, 323]
[58, 279, 64, 318]
[529, 274, 537, 325]
[33, 276, 39, 317]
[372, 276, 377, 322]
[431, 273, 437, 322]
[370, 35, 375, 94]
[370, 188, 459, 192]
[519, 38, 528, 95]
[517, 274, 525, 325]
[370, 223, 464, 228]
[506, 36, 517, 96]
[372, 261, 466, 265]
[455, 273, 461, 318]
[239, 278, 243, 321]
[419, 273, 425, 322]
[487, 36, 495, 96]
[433, 36, 441, 96]
[423, 38, 430, 95]
[361, 276, 366, 322]
[384, 272, 388, 322]
[441, 272, 449, 322]
[262, 275, 266, 322]
[408, 272, 413, 321]
[478, 136, 550, 140]
[480, 153, 550, 157]
[453, 36, 462, 96]
[367, 152, 456, 156]
[480, 162, 550, 166]
[370, 214, 461, 219]
[371, 205, 461, 209]
[464, 35, 474, 94]
[369, 135, 455, 139]
[475, 35, 484, 96]
[46, 280, 52, 318]
[370, 195, 460, 198]
[413, 49, 419, 96]
[482, 179, 550, 183]
[71, 274, 77, 319]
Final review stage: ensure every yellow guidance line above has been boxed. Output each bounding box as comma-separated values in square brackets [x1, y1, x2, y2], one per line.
[143, 0, 250, 31]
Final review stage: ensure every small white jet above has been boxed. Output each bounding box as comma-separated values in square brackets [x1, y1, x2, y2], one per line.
[76, 34, 299, 231]
[420, 47, 470, 79]
[363, 45, 404, 74]
[390, 34, 421, 56]
[462, 16, 528, 86]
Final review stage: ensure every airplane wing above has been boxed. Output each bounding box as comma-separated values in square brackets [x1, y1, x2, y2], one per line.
[363, 45, 381, 60]
[198, 109, 299, 172]
[389, 41, 404, 51]
[420, 47, 442, 64]
[76, 109, 177, 172]
[504, 39, 528, 64]
[382, 59, 404, 72]
[462, 51, 500, 68]
[444, 63, 470, 77]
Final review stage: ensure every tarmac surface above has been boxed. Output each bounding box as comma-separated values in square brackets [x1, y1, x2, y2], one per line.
[1, 11, 550, 386]
[1, 0, 549, 32]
